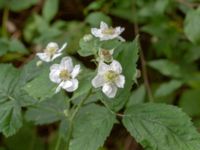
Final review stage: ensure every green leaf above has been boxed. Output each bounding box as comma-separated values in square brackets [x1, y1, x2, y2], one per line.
[70, 72, 96, 104]
[184, 8, 200, 44]
[104, 37, 139, 111]
[23, 68, 56, 101]
[69, 104, 116, 150]
[20, 58, 46, 83]
[25, 92, 68, 125]
[123, 103, 200, 150]
[100, 39, 122, 50]
[126, 84, 146, 107]
[78, 37, 99, 56]
[0, 101, 22, 137]
[5, 124, 45, 150]
[86, 0, 106, 11]
[155, 80, 183, 97]
[85, 12, 112, 27]
[0, 64, 32, 137]
[0, 38, 9, 56]
[179, 89, 200, 117]
[42, 0, 59, 22]
[6, 0, 38, 12]
[148, 59, 181, 78]
[9, 39, 28, 54]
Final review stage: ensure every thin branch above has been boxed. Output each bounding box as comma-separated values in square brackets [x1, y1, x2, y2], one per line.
[132, 1, 154, 102]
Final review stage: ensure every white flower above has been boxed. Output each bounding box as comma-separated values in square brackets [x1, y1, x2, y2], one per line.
[98, 48, 114, 63]
[37, 42, 67, 62]
[91, 21, 125, 41]
[92, 60, 125, 98]
[49, 57, 80, 93]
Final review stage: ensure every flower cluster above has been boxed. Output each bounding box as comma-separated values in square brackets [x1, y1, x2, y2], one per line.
[36, 22, 125, 98]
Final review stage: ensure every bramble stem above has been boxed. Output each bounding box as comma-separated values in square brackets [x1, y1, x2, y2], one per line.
[65, 88, 92, 149]
[2, 7, 9, 37]
[55, 135, 61, 150]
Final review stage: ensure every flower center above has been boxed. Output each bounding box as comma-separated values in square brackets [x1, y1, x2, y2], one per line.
[59, 69, 70, 80]
[104, 70, 118, 82]
[45, 47, 57, 56]
[102, 28, 115, 35]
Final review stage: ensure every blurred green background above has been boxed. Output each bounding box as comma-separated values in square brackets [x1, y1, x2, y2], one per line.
[0, 0, 200, 150]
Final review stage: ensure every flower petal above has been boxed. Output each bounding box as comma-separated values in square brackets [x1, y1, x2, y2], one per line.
[115, 27, 125, 35]
[49, 66, 61, 83]
[99, 35, 115, 41]
[52, 53, 62, 61]
[100, 21, 108, 30]
[58, 43, 67, 53]
[115, 75, 125, 88]
[60, 57, 73, 72]
[36, 53, 51, 62]
[98, 62, 110, 74]
[110, 60, 122, 74]
[55, 82, 63, 93]
[92, 75, 105, 88]
[71, 64, 80, 78]
[91, 28, 102, 37]
[63, 79, 79, 92]
[50, 64, 60, 71]
[102, 83, 117, 98]
[61, 80, 73, 89]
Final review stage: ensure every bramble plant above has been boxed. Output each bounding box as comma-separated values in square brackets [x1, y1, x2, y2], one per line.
[1, 0, 200, 149]
[1, 20, 200, 150]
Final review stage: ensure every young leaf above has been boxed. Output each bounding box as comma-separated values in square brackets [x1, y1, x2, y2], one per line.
[69, 104, 116, 150]
[123, 103, 200, 150]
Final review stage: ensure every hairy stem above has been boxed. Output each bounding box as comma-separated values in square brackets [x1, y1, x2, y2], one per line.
[65, 88, 92, 149]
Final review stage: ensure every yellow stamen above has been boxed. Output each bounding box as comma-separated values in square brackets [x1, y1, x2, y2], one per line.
[102, 28, 115, 35]
[104, 70, 118, 82]
[59, 69, 70, 80]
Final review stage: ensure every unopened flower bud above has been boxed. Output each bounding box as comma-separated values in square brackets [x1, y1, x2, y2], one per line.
[98, 48, 114, 63]
[36, 60, 43, 67]
[83, 34, 93, 42]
